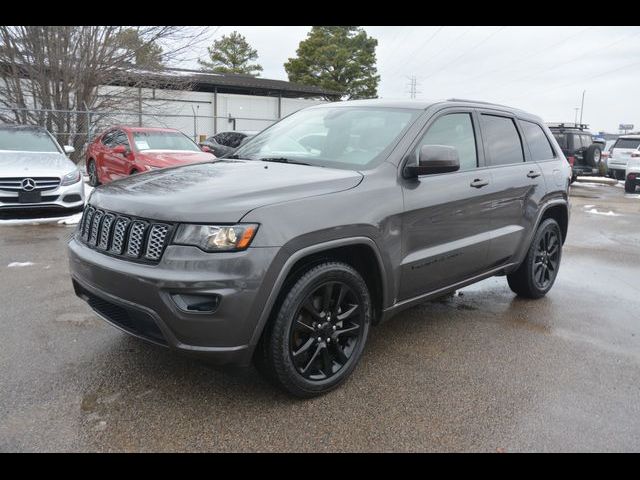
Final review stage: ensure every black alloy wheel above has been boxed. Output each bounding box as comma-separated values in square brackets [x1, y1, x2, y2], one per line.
[289, 281, 364, 381]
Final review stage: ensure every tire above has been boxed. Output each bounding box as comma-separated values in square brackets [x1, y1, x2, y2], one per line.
[507, 218, 562, 299]
[570, 173, 577, 184]
[584, 144, 602, 168]
[87, 159, 100, 187]
[615, 170, 625, 181]
[255, 262, 371, 398]
[625, 180, 636, 193]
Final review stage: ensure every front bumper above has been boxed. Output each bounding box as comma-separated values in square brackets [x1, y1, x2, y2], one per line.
[0, 179, 84, 212]
[68, 235, 281, 365]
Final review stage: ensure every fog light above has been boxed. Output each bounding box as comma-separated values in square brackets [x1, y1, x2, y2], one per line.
[171, 293, 221, 313]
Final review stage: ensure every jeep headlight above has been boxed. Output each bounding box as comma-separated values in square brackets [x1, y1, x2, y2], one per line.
[173, 224, 258, 252]
[60, 169, 82, 186]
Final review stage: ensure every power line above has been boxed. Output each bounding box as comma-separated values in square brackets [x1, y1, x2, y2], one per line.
[468, 27, 640, 98]
[449, 26, 592, 87]
[418, 26, 508, 82]
[386, 26, 445, 78]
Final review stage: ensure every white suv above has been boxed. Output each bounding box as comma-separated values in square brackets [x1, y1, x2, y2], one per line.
[608, 135, 640, 180]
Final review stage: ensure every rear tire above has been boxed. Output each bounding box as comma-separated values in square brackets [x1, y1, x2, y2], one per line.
[255, 262, 371, 398]
[625, 180, 636, 193]
[507, 218, 562, 299]
[584, 144, 601, 168]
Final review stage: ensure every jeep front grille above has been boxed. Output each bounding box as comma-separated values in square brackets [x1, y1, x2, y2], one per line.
[78, 206, 172, 263]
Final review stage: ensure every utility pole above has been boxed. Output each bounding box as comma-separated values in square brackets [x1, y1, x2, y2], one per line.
[406, 76, 421, 99]
[579, 90, 586, 124]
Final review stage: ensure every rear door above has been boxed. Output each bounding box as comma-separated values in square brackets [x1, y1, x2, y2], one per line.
[399, 109, 495, 300]
[478, 112, 545, 267]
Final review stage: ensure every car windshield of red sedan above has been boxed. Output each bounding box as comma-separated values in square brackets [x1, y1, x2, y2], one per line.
[132, 131, 201, 152]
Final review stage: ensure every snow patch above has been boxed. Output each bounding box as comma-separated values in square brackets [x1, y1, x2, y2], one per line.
[583, 204, 595, 209]
[7, 261, 34, 268]
[586, 208, 621, 217]
[58, 212, 83, 225]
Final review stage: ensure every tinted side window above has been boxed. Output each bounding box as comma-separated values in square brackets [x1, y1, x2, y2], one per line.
[521, 121, 555, 161]
[481, 114, 524, 166]
[113, 131, 129, 148]
[101, 130, 116, 147]
[552, 132, 567, 149]
[415, 113, 478, 171]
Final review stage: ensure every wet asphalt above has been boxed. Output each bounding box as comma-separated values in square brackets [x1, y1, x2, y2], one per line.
[0, 180, 639, 452]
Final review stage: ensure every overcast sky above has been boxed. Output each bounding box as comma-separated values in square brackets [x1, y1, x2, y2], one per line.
[185, 26, 640, 133]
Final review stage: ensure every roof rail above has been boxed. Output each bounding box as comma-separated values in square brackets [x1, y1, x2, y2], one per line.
[446, 98, 514, 109]
[546, 122, 590, 130]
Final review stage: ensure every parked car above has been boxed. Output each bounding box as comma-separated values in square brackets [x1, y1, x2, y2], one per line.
[547, 123, 601, 182]
[624, 157, 640, 193]
[85, 126, 215, 186]
[69, 99, 570, 397]
[607, 135, 640, 181]
[199, 130, 258, 157]
[0, 125, 84, 215]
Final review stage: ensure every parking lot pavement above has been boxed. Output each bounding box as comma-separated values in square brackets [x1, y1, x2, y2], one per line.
[0, 180, 639, 452]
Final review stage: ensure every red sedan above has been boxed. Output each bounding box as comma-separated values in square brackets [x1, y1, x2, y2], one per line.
[85, 126, 215, 186]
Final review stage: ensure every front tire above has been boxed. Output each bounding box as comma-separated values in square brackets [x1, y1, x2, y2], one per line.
[87, 159, 100, 187]
[507, 218, 562, 299]
[255, 262, 371, 398]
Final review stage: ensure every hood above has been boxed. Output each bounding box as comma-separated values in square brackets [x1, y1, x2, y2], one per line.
[0, 151, 77, 177]
[138, 150, 215, 167]
[89, 160, 363, 222]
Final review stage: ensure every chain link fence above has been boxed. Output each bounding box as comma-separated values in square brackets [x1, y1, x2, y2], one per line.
[0, 106, 279, 164]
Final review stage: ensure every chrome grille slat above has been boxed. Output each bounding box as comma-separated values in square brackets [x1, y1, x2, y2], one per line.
[144, 224, 169, 260]
[109, 217, 130, 255]
[0, 177, 61, 192]
[81, 206, 95, 241]
[126, 221, 148, 258]
[78, 206, 171, 263]
[97, 213, 115, 250]
[89, 210, 104, 246]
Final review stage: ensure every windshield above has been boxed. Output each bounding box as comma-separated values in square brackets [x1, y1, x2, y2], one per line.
[232, 106, 421, 169]
[0, 128, 61, 153]
[132, 131, 200, 152]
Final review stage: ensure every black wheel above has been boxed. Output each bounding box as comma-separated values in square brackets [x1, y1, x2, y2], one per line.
[570, 173, 577, 184]
[255, 262, 371, 398]
[507, 218, 562, 299]
[625, 180, 636, 193]
[87, 159, 100, 187]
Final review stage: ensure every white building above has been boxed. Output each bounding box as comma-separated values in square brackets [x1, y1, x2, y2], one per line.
[99, 68, 336, 142]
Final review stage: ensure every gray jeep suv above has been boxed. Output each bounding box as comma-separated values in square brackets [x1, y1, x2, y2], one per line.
[68, 99, 571, 397]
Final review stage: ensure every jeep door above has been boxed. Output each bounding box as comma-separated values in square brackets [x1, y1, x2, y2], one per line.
[477, 112, 545, 267]
[399, 109, 495, 300]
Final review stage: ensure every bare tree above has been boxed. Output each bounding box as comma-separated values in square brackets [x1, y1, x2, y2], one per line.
[0, 26, 210, 162]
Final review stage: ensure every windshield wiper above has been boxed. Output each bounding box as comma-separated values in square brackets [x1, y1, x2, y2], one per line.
[260, 157, 311, 166]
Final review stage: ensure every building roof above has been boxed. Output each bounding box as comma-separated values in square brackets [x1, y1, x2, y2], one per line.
[117, 67, 340, 99]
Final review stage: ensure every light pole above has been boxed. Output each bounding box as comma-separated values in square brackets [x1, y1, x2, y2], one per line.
[579, 90, 586, 124]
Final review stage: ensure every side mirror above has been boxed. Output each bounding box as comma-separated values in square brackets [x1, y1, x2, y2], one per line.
[63, 145, 75, 155]
[405, 145, 460, 177]
[113, 145, 128, 155]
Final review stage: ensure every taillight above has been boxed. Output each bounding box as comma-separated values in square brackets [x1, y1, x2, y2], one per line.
[629, 173, 637, 180]
[631, 152, 640, 158]
[567, 156, 575, 166]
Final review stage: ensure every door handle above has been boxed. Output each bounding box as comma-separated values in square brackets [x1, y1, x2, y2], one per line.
[527, 170, 541, 179]
[470, 178, 489, 188]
